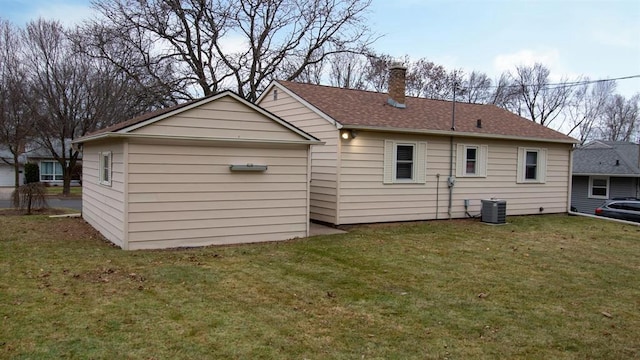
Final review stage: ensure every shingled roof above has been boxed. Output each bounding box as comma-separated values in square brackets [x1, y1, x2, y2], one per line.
[275, 80, 577, 143]
[573, 141, 640, 175]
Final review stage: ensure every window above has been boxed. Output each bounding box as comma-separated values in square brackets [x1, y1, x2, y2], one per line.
[395, 144, 414, 180]
[589, 176, 609, 199]
[383, 140, 427, 184]
[40, 161, 63, 181]
[466, 147, 477, 174]
[456, 144, 488, 177]
[99, 151, 112, 186]
[517, 147, 546, 183]
[525, 151, 538, 180]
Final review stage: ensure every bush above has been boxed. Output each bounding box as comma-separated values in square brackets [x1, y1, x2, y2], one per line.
[24, 163, 40, 184]
[12, 183, 48, 214]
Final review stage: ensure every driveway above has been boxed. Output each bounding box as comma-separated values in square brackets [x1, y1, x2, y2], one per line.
[0, 198, 82, 212]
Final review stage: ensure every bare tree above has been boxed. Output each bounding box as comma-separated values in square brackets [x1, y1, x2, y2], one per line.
[89, 0, 374, 101]
[509, 63, 573, 128]
[328, 51, 369, 89]
[563, 79, 615, 143]
[23, 19, 164, 195]
[405, 58, 451, 99]
[459, 71, 492, 104]
[597, 94, 640, 141]
[0, 19, 35, 189]
[362, 53, 393, 92]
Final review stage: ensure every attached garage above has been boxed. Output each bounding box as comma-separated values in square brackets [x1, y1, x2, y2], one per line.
[73, 91, 320, 250]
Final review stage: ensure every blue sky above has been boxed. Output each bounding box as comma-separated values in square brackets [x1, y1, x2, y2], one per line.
[2, 0, 639, 96]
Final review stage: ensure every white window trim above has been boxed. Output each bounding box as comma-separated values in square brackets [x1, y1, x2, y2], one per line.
[516, 147, 547, 184]
[99, 151, 112, 186]
[456, 144, 488, 178]
[393, 143, 416, 182]
[588, 176, 609, 199]
[383, 140, 427, 184]
[39, 160, 64, 182]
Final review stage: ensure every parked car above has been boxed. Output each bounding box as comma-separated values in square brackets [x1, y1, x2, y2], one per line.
[594, 199, 640, 223]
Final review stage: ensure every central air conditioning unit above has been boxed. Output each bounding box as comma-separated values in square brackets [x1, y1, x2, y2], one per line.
[481, 199, 507, 224]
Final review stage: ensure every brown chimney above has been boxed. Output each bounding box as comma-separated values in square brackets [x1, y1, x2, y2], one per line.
[387, 62, 407, 108]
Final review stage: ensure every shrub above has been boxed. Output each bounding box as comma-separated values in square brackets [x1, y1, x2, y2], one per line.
[24, 163, 40, 184]
[12, 183, 48, 214]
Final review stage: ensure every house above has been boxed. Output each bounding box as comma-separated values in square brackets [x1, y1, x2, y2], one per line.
[26, 140, 82, 185]
[571, 140, 640, 214]
[72, 91, 321, 250]
[0, 140, 82, 187]
[0, 148, 25, 187]
[256, 64, 578, 225]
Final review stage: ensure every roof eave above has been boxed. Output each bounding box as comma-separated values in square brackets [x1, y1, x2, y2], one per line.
[117, 90, 319, 143]
[572, 172, 640, 177]
[72, 132, 323, 146]
[342, 125, 578, 144]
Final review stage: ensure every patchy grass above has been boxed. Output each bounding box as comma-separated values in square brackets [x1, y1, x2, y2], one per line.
[0, 214, 638, 359]
[44, 186, 82, 197]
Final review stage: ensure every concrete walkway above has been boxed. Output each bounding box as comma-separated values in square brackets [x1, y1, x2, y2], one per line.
[309, 222, 347, 236]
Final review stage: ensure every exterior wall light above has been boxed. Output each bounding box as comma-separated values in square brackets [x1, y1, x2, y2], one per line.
[341, 130, 357, 140]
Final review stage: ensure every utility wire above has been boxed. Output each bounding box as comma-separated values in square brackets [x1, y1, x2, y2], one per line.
[464, 74, 640, 91]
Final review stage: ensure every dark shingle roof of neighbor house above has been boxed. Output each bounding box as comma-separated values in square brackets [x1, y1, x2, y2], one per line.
[573, 141, 640, 175]
[276, 81, 577, 143]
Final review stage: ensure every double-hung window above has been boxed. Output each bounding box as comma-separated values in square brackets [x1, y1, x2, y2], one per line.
[99, 151, 112, 186]
[383, 140, 427, 184]
[525, 151, 538, 180]
[456, 144, 488, 177]
[395, 144, 414, 180]
[517, 147, 547, 183]
[589, 176, 609, 199]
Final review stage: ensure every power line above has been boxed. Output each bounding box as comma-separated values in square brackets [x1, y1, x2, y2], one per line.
[471, 74, 640, 91]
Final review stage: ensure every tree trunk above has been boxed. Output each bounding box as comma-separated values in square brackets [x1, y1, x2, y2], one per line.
[62, 167, 72, 196]
[12, 152, 20, 189]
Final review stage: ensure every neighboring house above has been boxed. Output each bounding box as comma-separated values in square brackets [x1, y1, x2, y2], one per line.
[73, 91, 321, 250]
[571, 140, 640, 214]
[26, 140, 82, 185]
[256, 64, 578, 225]
[0, 140, 82, 187]
[0, 148, 25, 187]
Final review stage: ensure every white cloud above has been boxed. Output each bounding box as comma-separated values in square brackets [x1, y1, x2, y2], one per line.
[492, 48, 583, 82]
[493, 49, 561, 73]
[218, 34, 248, 55]
[592, 29, 640, 50]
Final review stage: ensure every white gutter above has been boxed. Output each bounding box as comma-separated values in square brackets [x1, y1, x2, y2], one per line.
[343, 125, 578, 144]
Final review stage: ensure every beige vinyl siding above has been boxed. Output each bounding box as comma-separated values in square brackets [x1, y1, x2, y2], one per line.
[259, 87, 339, 224]
[81, 141, 126, 247]
[132, 97, 303, 141]
[125, 142, 308, 250]
[338, 132, 572, 224]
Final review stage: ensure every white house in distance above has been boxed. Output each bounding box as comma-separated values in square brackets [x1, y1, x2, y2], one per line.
[73, 91, 321, 250]
[0, 140, 82, 187]
[257, 64, 578, 225]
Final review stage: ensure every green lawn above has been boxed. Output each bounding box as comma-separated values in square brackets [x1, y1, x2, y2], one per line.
[0, 214, 638, 359]
[44, 186, 82, 196]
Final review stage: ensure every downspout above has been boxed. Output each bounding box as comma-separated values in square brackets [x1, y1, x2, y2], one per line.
[435, 173, 440, 219]
[447, 84, 457, 220]
[567, 144, 575, 213]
